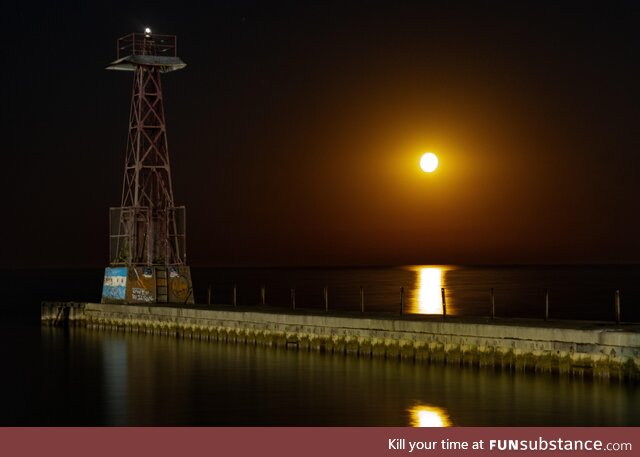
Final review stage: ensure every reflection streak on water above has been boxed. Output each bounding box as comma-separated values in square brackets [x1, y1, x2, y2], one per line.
[414, 266, 444, 314]
[409, 404, 452, 427]
[102, 338, 128, 425]
[35, 327, 640, 426]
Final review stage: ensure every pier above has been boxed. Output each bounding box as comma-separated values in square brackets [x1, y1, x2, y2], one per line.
[42, 301, 640, 382]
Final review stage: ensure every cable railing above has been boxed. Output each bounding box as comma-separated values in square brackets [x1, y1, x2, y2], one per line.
[195, 282, 636, 323]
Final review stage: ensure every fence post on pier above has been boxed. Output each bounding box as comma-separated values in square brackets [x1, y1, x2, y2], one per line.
[490, 288, 495, 319]
[324, 286, 329, 312]
[400, 287, 404, 315]
[207, 285, 211, 305]
[260, 285, 266, 306]
[360, 286, 364, 313]
[291, 288, 296, 310]
[233, 284, 237, 307]
[441, 287, 447, 320]
[545, 288, 549, 321]
[615, 289, 621, 324]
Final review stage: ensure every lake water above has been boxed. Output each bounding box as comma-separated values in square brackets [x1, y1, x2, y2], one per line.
[1, 266, 639, 426]
[1, 325, 636, 426]
[190, 265, 640, 320]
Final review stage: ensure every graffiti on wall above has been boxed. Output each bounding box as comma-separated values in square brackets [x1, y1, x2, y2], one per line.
[102, 267, 127, 300]
[132, 287, 154, 303]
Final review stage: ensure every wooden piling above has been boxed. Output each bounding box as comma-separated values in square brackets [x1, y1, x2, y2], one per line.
[207, 285, 211, 305]
[400, 286, 404, 315]
[291, 288, 296, 310]
[260, 285, 265, 306]
[615, 289, 621, 323]
[233, 284, 237, 307]
[360, 286, 364, 313]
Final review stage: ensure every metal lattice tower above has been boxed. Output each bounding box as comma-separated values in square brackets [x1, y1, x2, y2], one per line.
[107, 29, 187, 268]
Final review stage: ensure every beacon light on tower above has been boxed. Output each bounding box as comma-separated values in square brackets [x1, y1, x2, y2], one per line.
[101, 29, 194, 305]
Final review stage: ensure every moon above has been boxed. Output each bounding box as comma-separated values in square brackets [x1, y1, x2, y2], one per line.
[420, 152, 438, 173]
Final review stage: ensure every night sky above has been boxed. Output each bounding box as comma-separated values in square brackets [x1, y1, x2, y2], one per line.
[3, 1, 640, 267]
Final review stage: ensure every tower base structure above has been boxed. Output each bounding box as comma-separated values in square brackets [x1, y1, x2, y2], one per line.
[101, 265, 194, 305]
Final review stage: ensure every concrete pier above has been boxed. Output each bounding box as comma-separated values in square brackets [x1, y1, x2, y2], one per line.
[41, 302, 640, 382]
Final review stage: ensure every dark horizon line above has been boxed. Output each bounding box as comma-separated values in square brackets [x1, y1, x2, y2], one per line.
[3, 262, 640, 270]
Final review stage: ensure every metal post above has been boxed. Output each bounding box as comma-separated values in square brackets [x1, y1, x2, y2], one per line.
[400, 286, 404, 315]
[360, 286, 364, 313]
[545, 288, 549, 321]
[490, 287, 495, 319]
[291, 288, 296, 310]
[233, 284, 237, 307]
[260, 285, 265, 306]
[324, 286, 328, 312]
[441, 287, 447, 320]
[207, 285, 211, 306]
[615, 289, 621, 324]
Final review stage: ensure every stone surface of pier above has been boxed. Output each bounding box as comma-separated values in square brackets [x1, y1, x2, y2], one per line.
[41, 302, 640, 381]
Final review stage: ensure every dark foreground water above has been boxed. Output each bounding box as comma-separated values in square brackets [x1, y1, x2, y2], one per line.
[2, 324, 638, 426]
[2, 266, 640, 426]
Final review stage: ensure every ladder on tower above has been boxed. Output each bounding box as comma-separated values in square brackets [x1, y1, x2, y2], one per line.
[156, 267, 168, 303]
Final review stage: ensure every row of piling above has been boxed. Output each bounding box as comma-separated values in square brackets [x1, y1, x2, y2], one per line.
[206, 284, 627, 323]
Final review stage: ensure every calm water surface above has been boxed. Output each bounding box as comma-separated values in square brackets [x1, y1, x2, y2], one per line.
[2, 266, 639, 426]
[5, 265, 640, 320]
[9, 326, 634, 426]
[190, 265, 640, 321]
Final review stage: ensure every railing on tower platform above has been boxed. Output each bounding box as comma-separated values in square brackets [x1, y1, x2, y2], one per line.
[116, 33, 178, 59]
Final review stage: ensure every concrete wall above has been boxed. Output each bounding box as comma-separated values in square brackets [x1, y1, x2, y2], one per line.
[100, 266, 195, 305]
[41, 302, 640, 381]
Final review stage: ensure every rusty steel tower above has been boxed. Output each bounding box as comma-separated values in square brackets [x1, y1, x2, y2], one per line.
[101, 28, 194, 305]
